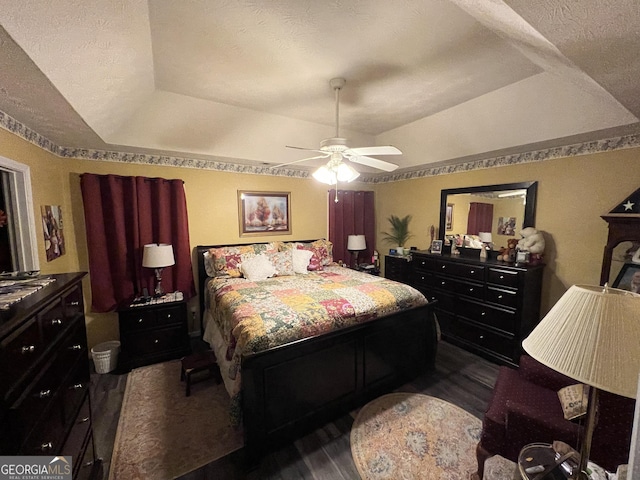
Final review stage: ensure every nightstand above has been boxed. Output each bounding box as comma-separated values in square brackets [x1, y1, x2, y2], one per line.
[118, 296, 191, 371]
[384, 255, 410, 283]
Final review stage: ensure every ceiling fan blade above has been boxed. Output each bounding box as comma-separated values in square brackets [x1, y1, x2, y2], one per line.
[286, 145, 326, 154]
[347, 154, 399, 172]
[346, 146, 402, 156]
[270, 154, 330, 169]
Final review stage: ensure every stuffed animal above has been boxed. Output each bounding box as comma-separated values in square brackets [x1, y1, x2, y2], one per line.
[517, 227, 545, 254]
[497, 238, 519, 262]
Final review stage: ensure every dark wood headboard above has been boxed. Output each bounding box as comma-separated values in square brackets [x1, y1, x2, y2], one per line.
[194, 240, 320, 336]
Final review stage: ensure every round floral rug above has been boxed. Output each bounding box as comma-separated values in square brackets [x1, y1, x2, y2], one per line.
[351, 393, 483, 480]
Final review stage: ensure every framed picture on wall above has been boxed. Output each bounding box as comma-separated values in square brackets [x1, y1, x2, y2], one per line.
[238, 191, 291, 236]
[612, 263, 640, 293]
[446, 204, 454, 231]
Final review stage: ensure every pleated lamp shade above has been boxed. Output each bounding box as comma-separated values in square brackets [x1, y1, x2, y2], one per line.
[522, 284, 640, 399]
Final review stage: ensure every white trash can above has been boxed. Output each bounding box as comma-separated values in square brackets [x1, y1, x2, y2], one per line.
[91, 341, 121, 374]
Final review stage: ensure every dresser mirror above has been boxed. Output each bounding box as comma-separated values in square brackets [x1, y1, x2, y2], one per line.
[439, 181, 538, 250]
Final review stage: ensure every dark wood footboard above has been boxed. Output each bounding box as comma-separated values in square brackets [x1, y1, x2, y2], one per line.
[241, 303, 437, 458]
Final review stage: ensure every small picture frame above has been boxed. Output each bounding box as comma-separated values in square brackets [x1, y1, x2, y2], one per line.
[612, 263, 640, 293]
[445, 204, 454, 231]
[431, 240, 443, 255]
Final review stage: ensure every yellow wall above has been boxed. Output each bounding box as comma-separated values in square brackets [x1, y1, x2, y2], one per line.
[2, 126, 639, 346]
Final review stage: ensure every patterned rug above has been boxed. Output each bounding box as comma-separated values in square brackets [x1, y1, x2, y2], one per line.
[350, 393, 517, 480]
[109, 360, 243, 480]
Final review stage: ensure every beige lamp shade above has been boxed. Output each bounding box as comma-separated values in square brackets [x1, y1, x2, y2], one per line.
[347, 235, 367, 251]
[478, 232, 493, 243]
[142, 243, 175, 269]
[523, 285, 640, 399]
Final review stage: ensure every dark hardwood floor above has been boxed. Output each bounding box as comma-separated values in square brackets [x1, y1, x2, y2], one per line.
[89, 340, 500, 480]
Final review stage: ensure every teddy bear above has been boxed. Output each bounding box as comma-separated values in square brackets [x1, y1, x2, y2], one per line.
[517, 227, 545, 264]
[497, 238, 519, 262]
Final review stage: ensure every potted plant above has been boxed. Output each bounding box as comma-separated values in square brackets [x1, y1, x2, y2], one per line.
[381, 214, 413, 255]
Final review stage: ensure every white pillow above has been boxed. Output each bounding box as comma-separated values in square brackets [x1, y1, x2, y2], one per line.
[240, 254, 277, 281]
[292, 249, 314, 274]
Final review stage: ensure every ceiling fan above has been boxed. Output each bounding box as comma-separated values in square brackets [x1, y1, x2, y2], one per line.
[274, 78, 401, 184]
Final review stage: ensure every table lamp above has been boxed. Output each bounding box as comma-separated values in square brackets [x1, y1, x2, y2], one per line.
[142, 243, 175, 296]
[347, 235, 366, 268]
[522, 285, 640, 479]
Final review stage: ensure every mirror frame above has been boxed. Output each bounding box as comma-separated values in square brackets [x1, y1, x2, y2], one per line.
[439, 181, 538, 240]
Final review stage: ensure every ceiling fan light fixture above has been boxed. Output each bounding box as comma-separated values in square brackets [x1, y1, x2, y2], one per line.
[312, 165, 337, 185]
[336, 162, 360, 182]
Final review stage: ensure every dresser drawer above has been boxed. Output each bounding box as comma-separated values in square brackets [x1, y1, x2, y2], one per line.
[487, 268, 519, 288]
[452, 319, 516, 361]
[454, 281, 484, 301]
[62, 284, 84, 318]
[486, 286, 518, 309]
[412, 255, 437, 273]
[431, 290, 455, 313]
[39, 298, 67, 344]
[119, 304, 184, 333]
[61, 395, 92, 462]
[411, 270, 433, 291]
[0, 318, 44, 395]
[436, 260, 485, 281]
[457, 298, 517, 334]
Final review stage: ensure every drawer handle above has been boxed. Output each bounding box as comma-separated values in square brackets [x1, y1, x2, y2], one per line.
[41, 442, 53, 452]
[498, 295, 503, 299]
[441, 265, 446, 269]
[154, 339, 159, 344]
[68, 344, 82, 351]
[167, 314, 171, 318]
[421, 276, 425, 280]
[470, 270, 475, 274]
[69, 301, 80, 306]
[481, 311, 486, 316]
[138, 318, 143, 323]
[479, 335, 484, 340]
[79, 416, 90, 424]
[70, 383, 84, 390]
[440, 281, 446, 286]
[51, 318, 63, 326]
[468, 288, 474, 292]
[499, 275, 505, 279]
[83, 461, 94, 468]
[21, 345, 36, 354]
[39, 389, 52, 399]
[421, 261, 425, 266]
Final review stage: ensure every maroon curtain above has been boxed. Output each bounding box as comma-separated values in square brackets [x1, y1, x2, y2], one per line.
[467, 202, 494, 235]
[80, 174, 194, 312]
[328, 190, 375, 266]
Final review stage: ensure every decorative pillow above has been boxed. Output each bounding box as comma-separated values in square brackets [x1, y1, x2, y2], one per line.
[557, 384, 589, 420]
[240, 254, 277, 281]
[311, 239, 334, 265]
[209, 243, 279, 277]
[296, 244, 323, 271]
[292, 249, 314, 274]
[267, 250, 295, 276]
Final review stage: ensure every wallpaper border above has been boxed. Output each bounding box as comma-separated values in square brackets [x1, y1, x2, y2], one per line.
[1, 110, 638, 184]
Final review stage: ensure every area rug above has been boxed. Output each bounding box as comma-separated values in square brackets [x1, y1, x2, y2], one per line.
[109, 360, 243, 480]
[351, 393, 494, 480]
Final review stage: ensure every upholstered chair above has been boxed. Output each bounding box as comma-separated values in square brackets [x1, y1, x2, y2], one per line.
[473, 355, 635, 479]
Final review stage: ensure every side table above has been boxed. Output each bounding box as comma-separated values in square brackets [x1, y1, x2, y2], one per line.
[118, 295, 191, 370]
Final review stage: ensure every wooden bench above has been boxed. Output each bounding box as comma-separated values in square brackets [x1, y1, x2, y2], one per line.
[180, 350, 222, 396]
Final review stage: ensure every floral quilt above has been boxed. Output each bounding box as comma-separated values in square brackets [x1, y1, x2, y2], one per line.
[205, 266, 428, 381]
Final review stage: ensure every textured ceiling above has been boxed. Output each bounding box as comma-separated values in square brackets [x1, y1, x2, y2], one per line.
[1, 0, 639, 176]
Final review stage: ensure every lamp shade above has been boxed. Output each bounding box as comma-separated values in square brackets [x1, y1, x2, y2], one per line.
[523, 284, 640, 399]
[478, 232, 493, 243]
[347, 235, 366, 251]
[142, 243, 175, 269]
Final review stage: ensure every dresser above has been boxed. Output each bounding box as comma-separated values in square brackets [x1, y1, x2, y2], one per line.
[118, 298, 190, 371]
[411, 251, 544, 366]
[0, 273, 101, 479]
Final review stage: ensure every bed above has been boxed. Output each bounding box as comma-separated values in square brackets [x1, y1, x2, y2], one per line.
[196, 240, 438, 458]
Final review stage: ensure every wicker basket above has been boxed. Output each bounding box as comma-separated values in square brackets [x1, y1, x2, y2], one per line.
[91, 340, 121, 374]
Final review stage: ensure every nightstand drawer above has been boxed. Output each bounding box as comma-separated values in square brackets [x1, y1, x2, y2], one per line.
[119, 304, 184, 332]
[123, 325, 188, 357]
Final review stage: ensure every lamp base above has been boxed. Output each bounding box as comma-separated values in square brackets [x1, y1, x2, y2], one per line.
[154, 268, 165, 297]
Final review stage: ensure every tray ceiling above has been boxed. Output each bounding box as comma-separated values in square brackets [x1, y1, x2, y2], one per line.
[1, 0, 639, 176]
